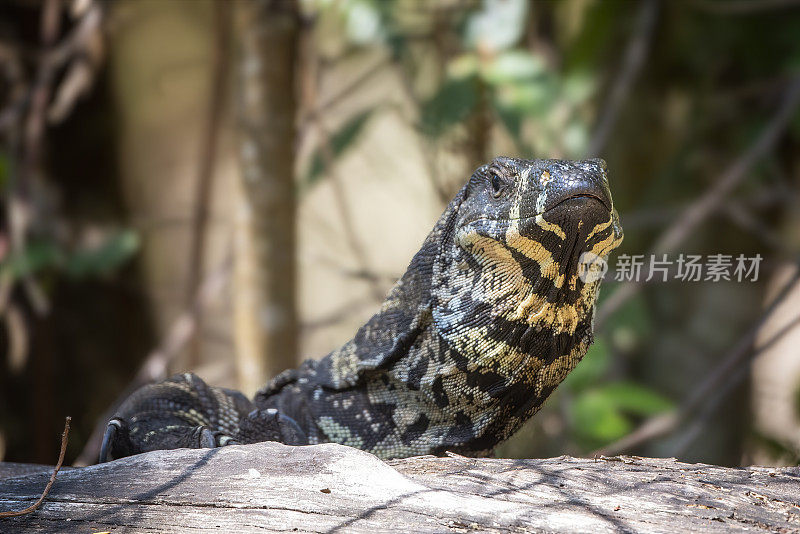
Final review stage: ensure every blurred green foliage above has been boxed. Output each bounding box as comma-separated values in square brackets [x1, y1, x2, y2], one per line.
[563, 338, 673, 449]
[0, 231, 139, 282]
[311, 0, 582, 152]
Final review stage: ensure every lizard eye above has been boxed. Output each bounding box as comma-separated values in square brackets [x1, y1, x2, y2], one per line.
[490, 172, 505, 198]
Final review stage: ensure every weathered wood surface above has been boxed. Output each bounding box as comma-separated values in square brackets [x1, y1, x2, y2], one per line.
[1, 442, 798, 533]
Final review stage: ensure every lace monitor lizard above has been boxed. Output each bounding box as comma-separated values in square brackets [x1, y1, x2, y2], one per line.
[99, 157, 623, 462]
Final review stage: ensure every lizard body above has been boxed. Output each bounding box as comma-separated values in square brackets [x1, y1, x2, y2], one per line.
[100, 157, 622, 462]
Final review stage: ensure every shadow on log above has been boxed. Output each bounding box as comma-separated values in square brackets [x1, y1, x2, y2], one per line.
[1, 442, 799, 533]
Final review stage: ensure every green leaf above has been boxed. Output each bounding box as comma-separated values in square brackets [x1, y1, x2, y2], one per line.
[569, 381, 672, 448]
[596, 382, 673, 416]
[420, 76, 478, 138]
[573, 390, 632, 443]
[66, 230, 140, 279]
[305, 110, 374, 188]
[492, 78, 557, 116]
[482, 51, 546, 85]
[0, 240, 63, 279]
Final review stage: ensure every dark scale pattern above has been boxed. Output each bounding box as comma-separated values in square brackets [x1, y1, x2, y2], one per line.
[100, 157, 623, 462]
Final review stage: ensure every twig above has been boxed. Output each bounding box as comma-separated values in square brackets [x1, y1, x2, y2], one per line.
[690, 0, 800, 15]
[73, 254, 232, 466]
[14, 0, 69, 318]
[295, 16, 386, 302]
[587, 0, 658, 157]
[669, 314, 800, 457]
[594, 268, 800, 456]
[720, 201, 785, 253]
[391, 58, 451, 204]
[1, 0, 103, 320]
[4, 303, 29, 373]
[316, 121, 386, 303]
[655, 79, 800, 255]
[596, 74, 800, 328]
[185, 0, 231, 368]
[0, 416, 70, 518]
[300, 56, 387, 126]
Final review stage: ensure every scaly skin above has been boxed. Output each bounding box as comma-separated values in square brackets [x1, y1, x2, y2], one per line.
[100, 157, 623, 462]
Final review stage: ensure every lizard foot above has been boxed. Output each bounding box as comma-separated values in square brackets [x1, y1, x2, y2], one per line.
[98, 417, 238, 463]
[97, 373, 254, 463]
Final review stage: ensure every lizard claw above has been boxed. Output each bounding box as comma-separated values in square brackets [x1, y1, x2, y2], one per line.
[193, 426, 239, 448]
[196, 426, 217, 448]
[99, 417, 132, 463]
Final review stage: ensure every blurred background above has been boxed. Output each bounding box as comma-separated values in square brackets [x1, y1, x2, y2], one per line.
[1, 0, 799, 468]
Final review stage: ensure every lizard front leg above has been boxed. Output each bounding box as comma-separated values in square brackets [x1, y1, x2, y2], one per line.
[99, 373, 251, 462]
[99, 373, 309, 462]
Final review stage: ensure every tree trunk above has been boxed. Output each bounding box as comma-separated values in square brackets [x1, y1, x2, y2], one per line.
[232, 0, 300, 394]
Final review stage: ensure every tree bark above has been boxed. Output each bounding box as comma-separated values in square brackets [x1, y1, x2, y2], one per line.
[1, 443, 798, 533]
[232, 0, 300, 395]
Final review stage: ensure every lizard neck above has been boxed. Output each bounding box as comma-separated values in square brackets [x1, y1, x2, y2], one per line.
[308, 189, 462, 389]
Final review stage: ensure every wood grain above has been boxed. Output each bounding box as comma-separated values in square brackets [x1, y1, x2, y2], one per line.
[1, 442, 798, 533]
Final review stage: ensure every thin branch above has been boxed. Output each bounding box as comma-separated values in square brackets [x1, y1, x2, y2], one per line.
[4, 303, 29, 373]
[0, 3, 102, 133]
[594, 268, 800, 456]
[596, 74, 800, 328]
[690, 0, 800, 15]
[391, 58, 451, 204]
[14, 0, 66, 318]
[668, 317, 800, 457]
[316, 121, 386, 303]
[720, 201, 785, 253]
[185, 0, 231, 368]
[1, 0, 103, 321]
[0, 416, 70, 518]
[300, 56, 387, 125]
[587, 0, 658, 157]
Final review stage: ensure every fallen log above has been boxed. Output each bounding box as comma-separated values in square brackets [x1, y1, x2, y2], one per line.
[0, 441, 798, 533]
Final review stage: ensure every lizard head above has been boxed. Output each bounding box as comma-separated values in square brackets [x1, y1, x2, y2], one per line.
[433, 157, 623, 340]
[456, 157, 622, 293]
